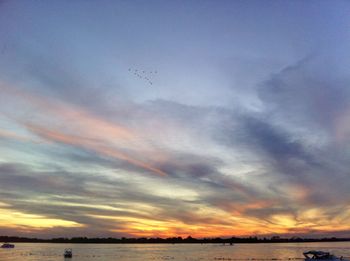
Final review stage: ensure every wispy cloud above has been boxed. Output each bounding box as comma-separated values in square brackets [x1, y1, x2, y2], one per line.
[1, 0, 350, 238]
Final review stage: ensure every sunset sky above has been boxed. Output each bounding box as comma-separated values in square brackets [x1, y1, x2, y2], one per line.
[0, 0, 350, 238]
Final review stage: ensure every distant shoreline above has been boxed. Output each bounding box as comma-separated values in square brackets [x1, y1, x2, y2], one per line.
[1, 236, 350, 244]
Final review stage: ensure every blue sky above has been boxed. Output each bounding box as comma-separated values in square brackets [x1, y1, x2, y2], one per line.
[0, 0, 350, 238]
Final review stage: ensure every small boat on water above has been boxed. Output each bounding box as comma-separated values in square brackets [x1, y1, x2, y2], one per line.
[1, 243, 15, 248]
[64, 248, 73, 258]
[303, 250, 345, 260]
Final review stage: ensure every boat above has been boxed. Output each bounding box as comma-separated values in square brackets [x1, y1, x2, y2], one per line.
[303, 250, 345, 260]
[1, 242, 15, 248]
[64, 248, 73, 258]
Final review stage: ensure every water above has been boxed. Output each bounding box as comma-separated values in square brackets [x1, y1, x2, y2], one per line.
[0, 242, 350, 261]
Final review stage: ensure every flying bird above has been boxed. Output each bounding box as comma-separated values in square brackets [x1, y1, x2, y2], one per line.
[128, 67, 158, 86]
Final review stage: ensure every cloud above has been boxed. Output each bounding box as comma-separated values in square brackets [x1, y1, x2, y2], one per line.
[1, 49, 350, 237]
[259, 56, 350, 135]
[204, 56, 350, 228]
[26, 123, 167, 177]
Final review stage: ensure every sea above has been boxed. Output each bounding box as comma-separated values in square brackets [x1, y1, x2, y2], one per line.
[1, 241, 350, 261]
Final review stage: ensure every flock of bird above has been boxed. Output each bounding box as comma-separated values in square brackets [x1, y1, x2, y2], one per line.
[128, 68, 157, 86]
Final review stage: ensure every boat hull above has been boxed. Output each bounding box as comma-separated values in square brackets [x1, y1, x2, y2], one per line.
[1, 244, 15, 248]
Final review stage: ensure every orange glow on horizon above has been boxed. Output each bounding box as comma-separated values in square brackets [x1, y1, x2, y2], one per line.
[0, 208, 83, 229]
[1, 205, 350, 238]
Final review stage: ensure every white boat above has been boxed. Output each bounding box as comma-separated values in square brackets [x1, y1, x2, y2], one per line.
[64, 248, 73, 258]
[1, 242, 15, 248]
[303, 250, 345, 260]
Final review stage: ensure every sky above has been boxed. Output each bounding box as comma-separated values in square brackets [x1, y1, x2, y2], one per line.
[0, 0, 350, 238]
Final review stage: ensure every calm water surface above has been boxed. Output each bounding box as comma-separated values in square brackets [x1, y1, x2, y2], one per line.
[1, 242, 350, 261]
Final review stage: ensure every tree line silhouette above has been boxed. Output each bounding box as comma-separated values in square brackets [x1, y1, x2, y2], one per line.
[1, 235, 350, 244]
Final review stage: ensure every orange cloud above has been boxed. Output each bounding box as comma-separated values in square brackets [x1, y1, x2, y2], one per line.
[26, 123, 167, 176]
[0, 129, 30, 142]
[0, 83, 167, 176]
[0, 208, 83, 229]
